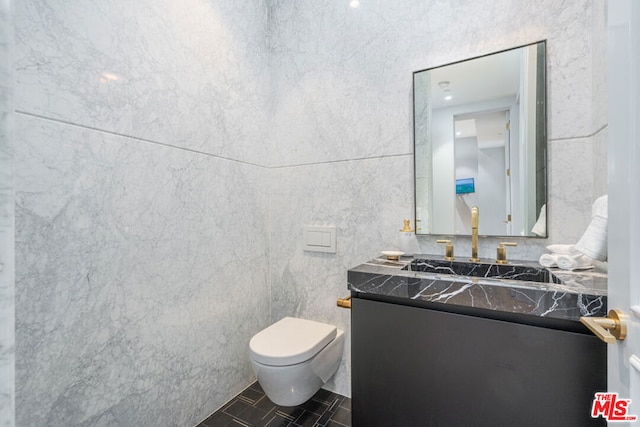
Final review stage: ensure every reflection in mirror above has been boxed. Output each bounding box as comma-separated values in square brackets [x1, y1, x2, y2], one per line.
[414, 41, 547, 237]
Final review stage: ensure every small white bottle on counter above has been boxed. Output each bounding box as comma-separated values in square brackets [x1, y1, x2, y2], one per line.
[398, 219, 415, 256]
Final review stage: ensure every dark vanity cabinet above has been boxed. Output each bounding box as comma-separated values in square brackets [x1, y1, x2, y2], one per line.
[351, 297, 606, 427]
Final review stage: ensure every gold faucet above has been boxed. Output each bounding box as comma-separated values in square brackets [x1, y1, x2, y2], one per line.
[470, 206, 480, 262]
[437, 239, 455, 261]
[496, 242, 518, 264]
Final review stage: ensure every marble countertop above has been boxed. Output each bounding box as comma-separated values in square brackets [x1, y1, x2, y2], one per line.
[347, 255, 607, 322]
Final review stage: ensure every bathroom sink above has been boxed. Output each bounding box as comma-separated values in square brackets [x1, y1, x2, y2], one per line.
[403, 258, 561, 284]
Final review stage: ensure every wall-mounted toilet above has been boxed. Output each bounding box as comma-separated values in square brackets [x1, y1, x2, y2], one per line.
[249, 317, 345, 406]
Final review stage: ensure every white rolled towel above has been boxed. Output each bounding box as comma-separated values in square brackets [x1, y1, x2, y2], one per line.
[531, 204, 546, 237]
[574, 214, 608, 261]
[557, 254, 594, 271]
[546, 244, 575, 255]
[592, 195, 608, 217]
[574, 195, 608, 261]
[539, 253, 559, 268]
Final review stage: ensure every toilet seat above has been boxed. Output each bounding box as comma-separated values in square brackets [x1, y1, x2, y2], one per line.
[250, 317, 337, 366]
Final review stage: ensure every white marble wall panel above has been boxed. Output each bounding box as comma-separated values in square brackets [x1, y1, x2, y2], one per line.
[0, 0, 15, 425]
[547, 138, 595, 244]
[16, 0, 270, 166]
[269, 0, 596, 167]
[591, 0, 608, 203]
[592, 0, 608, 132]
[593, 127, 608, 200]
[270, 155, 414, 397]
[14, 115, 270, 426]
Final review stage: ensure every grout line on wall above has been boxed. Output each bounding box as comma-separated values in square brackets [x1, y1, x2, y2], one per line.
[15, 110, 270, 169]
[272, 152, 412, 170]
[549, 123, 608, 142]
[17, 109, 414, 171]
[591, 123, 608, 137]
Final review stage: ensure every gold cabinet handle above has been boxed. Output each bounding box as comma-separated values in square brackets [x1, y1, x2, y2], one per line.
[580, 309, 627, 343]
[337, 296, 351, 309]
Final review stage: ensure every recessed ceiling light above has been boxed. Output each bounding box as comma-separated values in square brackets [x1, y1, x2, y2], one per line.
[101, 72, 119, 81]
[350, 0, 360, 7]
[99, 72, 119, 84]
[444, 90, 453, 101]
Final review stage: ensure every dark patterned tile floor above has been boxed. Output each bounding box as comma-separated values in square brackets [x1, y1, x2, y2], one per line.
[197, 382, 351, 427]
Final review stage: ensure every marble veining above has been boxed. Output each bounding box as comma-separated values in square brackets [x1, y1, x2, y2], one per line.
[407, 258, 562, 284]
[348, 257, 607, 322]
[16, 0, 270, 166]
[0, 0, 15, 425]
[14, 115, 270, 426]
[270, 0, 598, 168]
[14, 0, 273, 425]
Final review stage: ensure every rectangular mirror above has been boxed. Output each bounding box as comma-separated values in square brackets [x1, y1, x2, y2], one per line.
[414, 41, 547, 237]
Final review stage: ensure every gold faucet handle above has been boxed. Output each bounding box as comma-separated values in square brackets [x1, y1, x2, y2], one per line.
[436, 240, 455, 261]
[496, 242, 517, 264]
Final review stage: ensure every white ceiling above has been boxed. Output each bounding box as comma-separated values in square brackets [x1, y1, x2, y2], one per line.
[428, 48, 521, 110]
[455, 110, 509, 149]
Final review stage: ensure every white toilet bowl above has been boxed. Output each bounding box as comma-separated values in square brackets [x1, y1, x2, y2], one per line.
[249, 317, 345, 406]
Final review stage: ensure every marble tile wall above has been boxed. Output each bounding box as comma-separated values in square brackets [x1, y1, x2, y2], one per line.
[268, 0, 607, 398]
[593, 127, 608, 199]
[0, 0, 15, 426]
[591, 0, 609, 201]
[592, 0, 608, 134]
[14, 1, 270, 426]
[16, 0, 270, 166]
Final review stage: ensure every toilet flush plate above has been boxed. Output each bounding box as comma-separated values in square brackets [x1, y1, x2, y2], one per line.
[303, 225, 336, 253]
